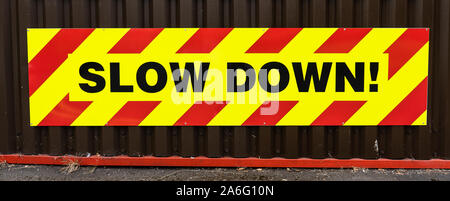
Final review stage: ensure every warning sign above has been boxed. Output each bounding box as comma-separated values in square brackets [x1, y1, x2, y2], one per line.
[27, 28, 429, 126]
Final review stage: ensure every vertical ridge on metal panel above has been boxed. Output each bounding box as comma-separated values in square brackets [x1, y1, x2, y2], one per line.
[439, 0, 450, 159]
[123, 0, 144, 28]
[360, 0, 381, 159]
[204, 0, 222, 27]
[154, 126, 171, 156]
[128, 127, 144, 156]
[181, 127, 197, 157]
[206, 127, 223, 157]
[309, 0, 327, 159]
[48, 127, 65, 156]
[411, 0, 432, 160]
[18, 0, 41, 154]
[38, 3, 65, 165]
[283, 127, 299, 158]
[101, 127, 118, 156]
[96, 0, 119, 157]
[121, 0, 146, 156]
[428, 0, 439, 159]
[362, 127, 379, 159]
[257, 127, 273, 158]
[144, 127, 153, 155]
[151, 0, 171, 157]
[232, 127, 248, 158]
[0, 0, 16, 154]
[72, 0, 93, 156]
[336, 0, 354, 159]
[177, 0, 197, 158]
[204, 0, 223, 158]
[430, 0, 442, 158]
[74, 127, 93, 156]
[381, 0, 407, 159]
[229, 0, 251, 158]
[10, 0, 23, 154]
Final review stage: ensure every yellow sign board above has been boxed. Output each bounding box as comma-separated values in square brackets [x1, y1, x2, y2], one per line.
[27, 28, 429, 126]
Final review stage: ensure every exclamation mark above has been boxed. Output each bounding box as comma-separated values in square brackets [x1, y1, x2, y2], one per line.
[370, 62, 378, 92]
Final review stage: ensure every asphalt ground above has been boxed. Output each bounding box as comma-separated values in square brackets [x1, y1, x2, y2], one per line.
[1, 162, 450, 181]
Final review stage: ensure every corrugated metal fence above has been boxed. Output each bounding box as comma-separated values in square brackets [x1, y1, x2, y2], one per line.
[0, 0, 449, 161]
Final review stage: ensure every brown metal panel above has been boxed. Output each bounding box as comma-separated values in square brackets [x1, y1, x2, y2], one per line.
[335, 127, 352, 158]
[177, 0, 198, 157]
[43, 0, 66, 156]
[381, 0, 408, 159]
[203, 0, 224, 157]
[308, 0, 327, 159]
[128, 126, 144, 156]
[101, 127, 118, 156]
[299, 127, 309, 157]
[256, 0, 273, 27]
[232, 127, 248, 157]
[438, 0, 450, 159]
[229, 0, 251, 158]
[231, 0, 250, 27]
[359, 0, 380, 159]
[310, 127, 326, 158]
[17, 0, 42, 154]
[283, 127, 299, 158]
[361, 127, 379, 158]
[118, 126, 128, 154]
[48, 127, 65, 155]
[180, 127, 198, 157]
[71, 0, 94, 156]
[257, 127, 273, 158]
[96, 0, 120, 156]
[282, 0, 300, 27]
[144, 127, 153, 155]
[204, 0, 223, 27]
[150, 0, 172, 157]
[196, 127, 206, 156]
[154, 126, 171, 156]
[70, 0, 91, 28]
[282, 0, 301, 159]
[410, 0, 433, 160]
[124, 0, 144, 27]
[254, 0, 274, 159]
[361, 0, 381, 27]
[334, 0, 354, 159]
[97, 0, 118, 28]
[124, 0, 145, 157]
[74, 127, 94, 156]
[206, 127, 223, 157]
[177, 0, 195, 27]
[9, 0, 24, 153]
[0, 0, 16, 154]
[151, 0, 170, 27]
[336, 0, 354, 27]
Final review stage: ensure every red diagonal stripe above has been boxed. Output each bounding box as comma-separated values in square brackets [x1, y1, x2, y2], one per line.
[379, 77, 428, 125]
[311, 101, 366, 126]
[384, 29, 429, 80]
[176, 28, 233, 53]
[108, 28, 163, 54]
[38, 94, 92, 126]
[246, 28, 302, 53]
[28, 29, 94, 96]
[242, 101, 298, 126]
[174, 101, 228, 126]
[314, 28, 372, 53]
[107, 101, 161, 126]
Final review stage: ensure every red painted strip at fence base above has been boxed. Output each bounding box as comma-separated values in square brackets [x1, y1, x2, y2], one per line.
[1, 154, 450, 169]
